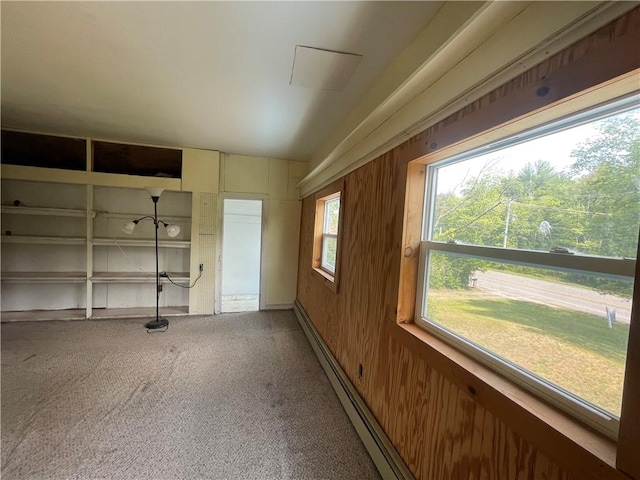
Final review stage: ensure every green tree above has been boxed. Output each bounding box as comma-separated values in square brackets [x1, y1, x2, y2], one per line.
[571, 115, 640, 259]
[509, 160, 583, 251]
[427, 111, 639, 294]
[564, 114, 639, 297]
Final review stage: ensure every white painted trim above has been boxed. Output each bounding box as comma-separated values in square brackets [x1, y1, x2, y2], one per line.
[424, 241, 635, 279]
[1, 165, 182, 191]
[86, 184, 94, 319]
[294, 301, 415, 480]
[299, 1, 635, 197]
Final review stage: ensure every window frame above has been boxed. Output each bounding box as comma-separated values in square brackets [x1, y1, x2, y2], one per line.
[312, 179, 344, 291]
[320, 197, 340, 274]
[415, 94, 639, 440]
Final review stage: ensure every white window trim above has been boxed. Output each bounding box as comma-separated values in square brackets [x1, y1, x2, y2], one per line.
[415, 93, 639, 440]
[323, 197, 340, 233]
[321, 233, 338, 275]
[319, 196, 340, 276]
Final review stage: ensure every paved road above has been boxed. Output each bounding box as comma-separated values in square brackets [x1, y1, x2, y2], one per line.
[474, 270, 632, 325]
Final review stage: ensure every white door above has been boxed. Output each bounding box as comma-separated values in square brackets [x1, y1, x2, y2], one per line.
[221, 198, 263, 312]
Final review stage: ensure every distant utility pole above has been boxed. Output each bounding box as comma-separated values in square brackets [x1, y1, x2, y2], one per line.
[503, 200, 512, 248]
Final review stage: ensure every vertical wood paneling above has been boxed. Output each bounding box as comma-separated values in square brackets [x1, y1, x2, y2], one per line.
[468, 403, 486, 480]
[452, 389, 476, 480]
[296, 8, 639, 480]
[298, 153, 578, 480]
[336, 151, 399, 399]
[478, 409, 495, 480]
[297, 194, 339, 351]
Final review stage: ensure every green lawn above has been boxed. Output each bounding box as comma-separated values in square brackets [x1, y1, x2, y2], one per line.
[427, 290, 630, 415]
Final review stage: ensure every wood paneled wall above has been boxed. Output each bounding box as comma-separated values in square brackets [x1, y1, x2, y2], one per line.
[298, 148, 577, 480]
[297, 8, 639, 480]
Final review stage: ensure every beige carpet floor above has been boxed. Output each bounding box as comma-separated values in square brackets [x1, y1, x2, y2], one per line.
[1, 310, 380, 480]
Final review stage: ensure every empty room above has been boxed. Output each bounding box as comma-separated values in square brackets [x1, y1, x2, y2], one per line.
[1, 2, 639, 480]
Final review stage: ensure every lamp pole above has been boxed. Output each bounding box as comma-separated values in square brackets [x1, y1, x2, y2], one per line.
[146, 193, 169, 331]
[122, 187, 179, 331]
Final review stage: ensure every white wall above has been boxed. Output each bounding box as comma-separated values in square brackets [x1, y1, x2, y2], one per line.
[220, 154, 306, 308]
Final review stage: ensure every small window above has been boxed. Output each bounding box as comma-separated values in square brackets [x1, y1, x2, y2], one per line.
[321, 197, 340, 274]
[417, 95, 639, 439]
[313, 181, 343, 290]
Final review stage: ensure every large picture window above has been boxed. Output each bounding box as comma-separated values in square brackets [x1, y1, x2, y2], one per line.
[417, 95, 639, 438]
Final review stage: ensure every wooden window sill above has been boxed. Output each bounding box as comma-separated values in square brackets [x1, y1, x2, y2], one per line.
[312, 267, 338, 293]
[391, 322, 627, 480]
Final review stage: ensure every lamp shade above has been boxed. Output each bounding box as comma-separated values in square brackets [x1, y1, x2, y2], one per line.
[166, 224, 181, 238]
[122, 221, 137, 234]
[145, 186, 165, 198]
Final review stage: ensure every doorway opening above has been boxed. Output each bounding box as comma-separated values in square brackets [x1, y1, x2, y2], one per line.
[221, 198, 263, 313]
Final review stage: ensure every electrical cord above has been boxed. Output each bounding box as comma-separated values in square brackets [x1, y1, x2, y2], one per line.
[85, 212, 198, 290]
[110, 229, 201, 288]
[147, 324, 169, 334]
[111, 234, 152, 273]
[163, 270, 202, 289]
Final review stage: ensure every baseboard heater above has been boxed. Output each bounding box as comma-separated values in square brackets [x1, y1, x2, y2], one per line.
[293, 301, 415, 480]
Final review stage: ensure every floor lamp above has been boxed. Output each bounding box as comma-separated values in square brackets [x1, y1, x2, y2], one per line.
[123, 186, 180, 331]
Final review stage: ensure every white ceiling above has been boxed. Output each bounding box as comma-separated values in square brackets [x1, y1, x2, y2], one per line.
[1, 1, 443, 161]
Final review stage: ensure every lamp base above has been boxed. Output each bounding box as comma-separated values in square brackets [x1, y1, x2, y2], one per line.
[145, 318, 169, 330]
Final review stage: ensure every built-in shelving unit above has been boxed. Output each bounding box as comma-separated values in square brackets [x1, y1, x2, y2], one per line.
[1, 132, 197, 320]
[1, 179, 88, 314]
[90, 185, 192, 316]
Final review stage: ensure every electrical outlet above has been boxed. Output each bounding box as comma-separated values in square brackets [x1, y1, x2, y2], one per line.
[199, 263, 204, 272]
[159, 272, 168, 277]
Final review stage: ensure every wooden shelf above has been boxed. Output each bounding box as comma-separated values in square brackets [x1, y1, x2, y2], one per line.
[90, 306, 189, 319]
[1, 309, 86, 322]
[1, 272, 87, 283]
[0, 307, 190, 322]
[91, 272, 190, 283]
[1, 235, 86, 245]
[91, 238, 191, 248]
[1, 205, 95, 218]
[94, 211, 191, 223]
